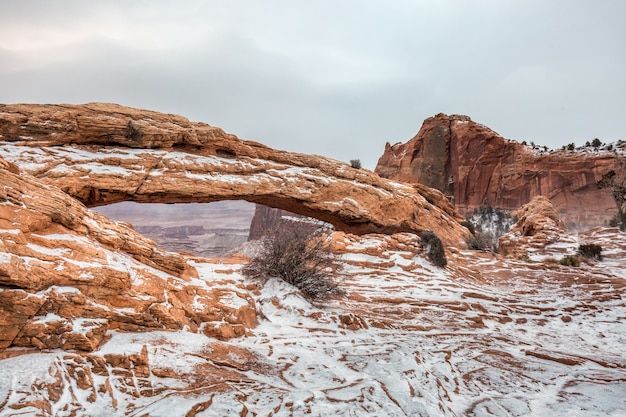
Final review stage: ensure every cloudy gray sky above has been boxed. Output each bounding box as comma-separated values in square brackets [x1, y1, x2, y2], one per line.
[1, 0, 625, 168]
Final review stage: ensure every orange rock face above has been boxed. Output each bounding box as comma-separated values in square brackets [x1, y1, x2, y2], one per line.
[0, 103, 468, 245]
[0, 156, 257, 351]
[498, 196, 569, 257]
[375, 113, 624, 227]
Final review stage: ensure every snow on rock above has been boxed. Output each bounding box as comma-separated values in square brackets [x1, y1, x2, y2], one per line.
[0, 155, 258, 353]
[1, 224, 624, 416]
[0, 105, 625, 415]
[0, 103, 469, 244]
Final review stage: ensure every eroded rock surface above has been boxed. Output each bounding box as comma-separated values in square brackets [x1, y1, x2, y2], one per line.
[0, 157, 256, 351]
[376, 113, 624, 227]
[0, 103, 468, 245]
[498, 196, 570, 258]
[1, 229, 624, 416]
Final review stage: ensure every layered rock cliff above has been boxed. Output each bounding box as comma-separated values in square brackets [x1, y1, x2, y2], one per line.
[375, 113, 624, 227]
[247, 205, 290, 241]
[0, 103, 468, 245]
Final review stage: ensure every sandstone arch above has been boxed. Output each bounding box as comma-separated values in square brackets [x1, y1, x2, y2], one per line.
[0, 103, 468, 245]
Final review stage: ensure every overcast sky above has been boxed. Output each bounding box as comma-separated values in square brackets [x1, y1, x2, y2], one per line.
[1, 0, 625, 168]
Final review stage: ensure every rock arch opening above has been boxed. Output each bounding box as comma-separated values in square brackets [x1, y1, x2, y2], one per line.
[94, 201, 317, 258]
[95, 201, 256, 257]
[0, 103, 469, 246]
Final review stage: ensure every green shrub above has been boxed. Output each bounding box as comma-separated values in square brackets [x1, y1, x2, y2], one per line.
[559, 255, 581, 267]
[577, 243, 602, 260]
[421, 230, 447, 267]
[350, 159, 362, 169]
[242, 221, 342, 301]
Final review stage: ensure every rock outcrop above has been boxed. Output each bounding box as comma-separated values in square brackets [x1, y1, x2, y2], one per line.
[248, 205, 291, 241]
[0, 103, 468, 245]
[375, 113, 624, 227]
[498, 196, 569, 257]
[0, 156, 257, 351]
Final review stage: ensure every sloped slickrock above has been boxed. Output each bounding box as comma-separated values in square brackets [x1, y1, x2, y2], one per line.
[376, 113, 624, 226]
[0, 103, 467, 246]
[0, 157, 256, 350]
[1, 229, 624, 416]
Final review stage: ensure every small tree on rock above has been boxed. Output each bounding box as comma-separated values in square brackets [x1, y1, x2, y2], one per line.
[597, 158, 626, 231]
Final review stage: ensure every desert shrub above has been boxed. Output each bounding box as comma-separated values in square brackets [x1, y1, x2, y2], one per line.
[420, 230, 447, 267]
[467, 231, 495, 251]
[559, 255, 581, 267]
[566, 143, 575, 151]
[543, 257, 559, 264]
[461, 219, 476, 235]
[592, 138, 603, 148]
[577, 243, 602, 260]
[350, 159, 362, 169]
[126, 120, 141, 141]
[242, 220, 341, 301]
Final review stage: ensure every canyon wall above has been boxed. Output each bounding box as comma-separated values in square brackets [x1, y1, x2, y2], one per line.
[375, 113, 624, 227]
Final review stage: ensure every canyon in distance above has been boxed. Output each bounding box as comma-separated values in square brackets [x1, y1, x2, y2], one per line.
[0, 103, 624, 416]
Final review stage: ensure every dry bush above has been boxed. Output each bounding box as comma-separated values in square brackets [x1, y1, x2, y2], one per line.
[461, 220, 476, 235]
[350, 159, 362, 169]
[467, 231, 496, 251]
[559, 255, 581, 267]
[242, 220, 342, 301]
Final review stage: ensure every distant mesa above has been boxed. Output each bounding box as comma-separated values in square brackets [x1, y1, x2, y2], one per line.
[375, 113, 624, 228]
[0, 103, 468, 246]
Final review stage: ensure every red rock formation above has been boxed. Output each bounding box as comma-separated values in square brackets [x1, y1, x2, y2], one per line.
[0, 103, 468, 245]
[248, 205, 290, 241]
[375, 113, 624, 227]
[498, 196, 569, 257]
[0, 156, 257, 351]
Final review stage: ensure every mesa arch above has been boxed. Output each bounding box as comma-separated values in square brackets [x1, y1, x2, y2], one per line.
[0, 103, 468, 245]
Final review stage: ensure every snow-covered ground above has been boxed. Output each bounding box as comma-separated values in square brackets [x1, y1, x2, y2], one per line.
[1, 232, 625, 416]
